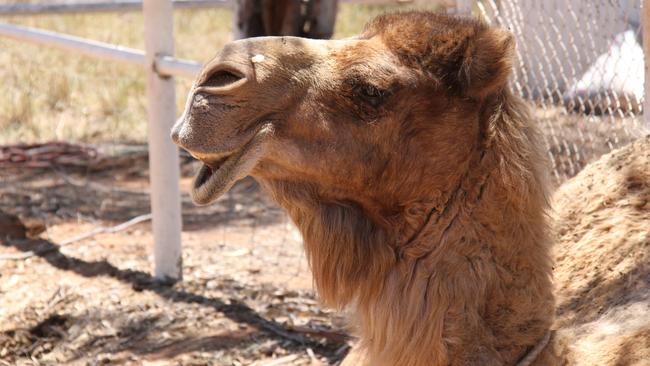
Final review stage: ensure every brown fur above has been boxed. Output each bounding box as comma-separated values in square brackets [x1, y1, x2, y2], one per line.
[173, 12, 560, 365]
[551, 136, 650, 366]
[262, 90, 557, 365]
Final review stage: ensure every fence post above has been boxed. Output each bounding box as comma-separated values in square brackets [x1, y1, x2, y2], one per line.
[143, 0, 183, 281]
[641, 0, 650, 130]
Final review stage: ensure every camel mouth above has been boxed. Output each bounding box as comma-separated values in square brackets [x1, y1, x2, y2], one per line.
[194, 154, 232, 190]
[190, 125, 273, 205]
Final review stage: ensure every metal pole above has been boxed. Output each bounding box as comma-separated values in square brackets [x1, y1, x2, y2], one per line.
[0, 22, 146, 67]
[144, 0, 183, 281]
[641, 0, 650, 131]
[0, 0, 231, 16]
[0, 22, 202, 79]
[157, 55, 201, 79]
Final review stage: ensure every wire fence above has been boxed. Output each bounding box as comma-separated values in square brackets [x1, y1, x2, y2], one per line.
[477, 0, 647, 183]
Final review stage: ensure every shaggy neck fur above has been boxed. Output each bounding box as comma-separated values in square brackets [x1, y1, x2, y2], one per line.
[261, 90, 555, 366]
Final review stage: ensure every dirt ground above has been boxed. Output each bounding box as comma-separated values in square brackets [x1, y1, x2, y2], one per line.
[533, 106, 646, 185]
[0, 151, 348, 366]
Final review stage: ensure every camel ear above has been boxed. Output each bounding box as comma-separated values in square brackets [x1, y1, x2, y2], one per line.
[459, 27, 515, 98]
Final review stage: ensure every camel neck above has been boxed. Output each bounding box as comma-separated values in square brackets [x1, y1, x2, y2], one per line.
[260, 93, 555, 365]
[263, 173, 554, 365]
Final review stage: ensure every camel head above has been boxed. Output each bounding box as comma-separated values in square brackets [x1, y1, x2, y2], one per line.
[172, 12, 514, 213]
[173, 12, 557, 365]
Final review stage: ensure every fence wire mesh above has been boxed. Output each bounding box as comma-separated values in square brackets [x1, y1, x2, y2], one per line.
[477, 0, 646, 183]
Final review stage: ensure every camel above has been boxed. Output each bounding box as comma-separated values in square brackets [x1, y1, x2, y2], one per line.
[550, 136, 650, 365]
[169, 11, 637, 365]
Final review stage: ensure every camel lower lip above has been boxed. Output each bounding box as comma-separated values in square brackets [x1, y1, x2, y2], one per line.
[194, 156, 230, 188]
[191, 153, 237, 205]
[189, 125, 272, 205]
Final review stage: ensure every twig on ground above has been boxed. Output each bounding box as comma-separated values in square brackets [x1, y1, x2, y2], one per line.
[41, 286, 69, 316]
[0, 250, 38, 260]
[306, 347, 322, 365]
[0, 213, 152, 260]
[256, 321, 311, 345]
[334, 343, 351, 357]
[58, 213, 152, 246]
[253, 354, 299, 366]
[289, 326, 350, 344]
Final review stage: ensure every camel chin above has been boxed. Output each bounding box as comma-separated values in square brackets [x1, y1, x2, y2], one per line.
[190, 124, 273, 205]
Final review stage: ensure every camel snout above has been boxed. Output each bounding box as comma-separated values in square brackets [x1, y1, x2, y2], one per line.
[170, 117, 182, 145]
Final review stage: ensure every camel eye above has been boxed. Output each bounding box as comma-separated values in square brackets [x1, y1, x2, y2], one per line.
[354, 83, 385, 107]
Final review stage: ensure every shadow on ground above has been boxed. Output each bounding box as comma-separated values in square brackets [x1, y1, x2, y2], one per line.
[0, 162, 285, 232]
[0, 237, 348, 364]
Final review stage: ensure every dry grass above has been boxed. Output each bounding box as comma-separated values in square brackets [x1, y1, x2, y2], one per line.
[0, 161, 347, 365]
[0, 2, 439, 145]
[0, 7, 232, 144]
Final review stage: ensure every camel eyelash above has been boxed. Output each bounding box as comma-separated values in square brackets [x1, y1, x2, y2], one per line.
[352, 82, 389, 108]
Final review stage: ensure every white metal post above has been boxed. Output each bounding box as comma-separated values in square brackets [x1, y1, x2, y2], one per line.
[641, 0, 650, 131]
[144, 0, 183, 281]
[0, 0, 231, 16]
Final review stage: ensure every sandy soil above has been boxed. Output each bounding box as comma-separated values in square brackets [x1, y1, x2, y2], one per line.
[0, 157, 348, 366]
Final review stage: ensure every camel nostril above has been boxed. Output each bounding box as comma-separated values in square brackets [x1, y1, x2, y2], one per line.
[201, 69, 244, 88]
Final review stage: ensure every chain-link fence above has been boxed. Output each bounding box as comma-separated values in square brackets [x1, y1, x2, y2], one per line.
[476, 0, 646, 183]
